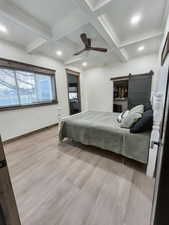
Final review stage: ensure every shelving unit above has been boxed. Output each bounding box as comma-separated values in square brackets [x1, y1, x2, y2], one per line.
[111, 71, 153, 113]
[113, 79, 129, 112]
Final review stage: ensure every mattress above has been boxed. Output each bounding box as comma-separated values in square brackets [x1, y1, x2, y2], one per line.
[59, 111, 151, 164]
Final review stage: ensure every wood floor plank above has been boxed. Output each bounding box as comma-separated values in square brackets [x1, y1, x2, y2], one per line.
[123, 170, 155, 225]
[3, 126, 154, 225]
[85, 159, 133, 225]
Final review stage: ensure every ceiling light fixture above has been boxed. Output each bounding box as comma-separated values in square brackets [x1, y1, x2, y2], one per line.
[130, 14, 142, 25]
[82, 62, 87, 67]
[56, 50, 63, 56]
[0, 24, 8, 33]
[138, 45, 145, 52]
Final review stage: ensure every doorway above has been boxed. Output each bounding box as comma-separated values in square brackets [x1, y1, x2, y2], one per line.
[66, 69, 81, 115]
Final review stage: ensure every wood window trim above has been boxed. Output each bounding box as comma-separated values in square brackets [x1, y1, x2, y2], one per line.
[0, 58, 58, 111]
[0, 58, 56, 75]
[66, 68, 80, 76]
[110, 70, 154, 81]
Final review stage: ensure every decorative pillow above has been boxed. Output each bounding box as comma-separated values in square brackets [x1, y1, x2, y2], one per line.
[130, 105, 144, 114]
[117, 112, 124, 123]
[120, 112, 142, 129]
[130, 109, 153, 133]
[117, 110, 129, 123]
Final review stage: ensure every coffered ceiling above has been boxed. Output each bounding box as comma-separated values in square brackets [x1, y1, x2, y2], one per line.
[0, 0, 168, 69]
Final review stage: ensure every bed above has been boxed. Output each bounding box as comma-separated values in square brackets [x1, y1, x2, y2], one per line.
[59, 111, 151, 164]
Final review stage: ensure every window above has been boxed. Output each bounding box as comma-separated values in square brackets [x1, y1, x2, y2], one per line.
[0, 59, 57, 110]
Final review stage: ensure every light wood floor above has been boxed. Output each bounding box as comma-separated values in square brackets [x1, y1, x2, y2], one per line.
[4, 126, 154, 225]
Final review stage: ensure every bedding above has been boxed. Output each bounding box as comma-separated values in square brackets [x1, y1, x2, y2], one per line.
[59, 111, 151, 164]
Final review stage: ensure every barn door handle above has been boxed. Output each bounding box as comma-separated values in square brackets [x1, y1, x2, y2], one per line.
[0, 159, 7, 169]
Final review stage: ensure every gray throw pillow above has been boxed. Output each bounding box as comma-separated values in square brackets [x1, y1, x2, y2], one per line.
[120, 112, 142, 128]
[130, 105, 144, 114]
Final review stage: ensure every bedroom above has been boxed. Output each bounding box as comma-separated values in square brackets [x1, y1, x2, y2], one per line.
[0, 0, 169, 225]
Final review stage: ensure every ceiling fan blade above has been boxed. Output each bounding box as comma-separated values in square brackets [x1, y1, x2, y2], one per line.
[73, 49, 86, 56]
[87, 38, 91, 47]
[90, 47, 108, 52]
[80, 33, 88, 46]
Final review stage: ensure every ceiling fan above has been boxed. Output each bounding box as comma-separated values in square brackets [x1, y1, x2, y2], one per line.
[73, 33, 108, 56]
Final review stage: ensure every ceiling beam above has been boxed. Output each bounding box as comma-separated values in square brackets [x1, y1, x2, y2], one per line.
[84, 0, 112, 12]
[120, 48, 129, 61]
[97, 14, 119, 48]
[26, 38, 47, 53]
[65, 55, 84, 65]
[52, 9, 89, 40]
[72, 0, 128, 62]
[161, 0, 169, 29]
[120, 31, 163, 48]
[96, 14, 128, 62]
[27, 9, 89, 53]
[0, 0, 52, 39]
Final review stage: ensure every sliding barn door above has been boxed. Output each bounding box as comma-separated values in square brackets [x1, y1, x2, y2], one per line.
[128, 73, 152, 109]
[0, 136, 21, 225]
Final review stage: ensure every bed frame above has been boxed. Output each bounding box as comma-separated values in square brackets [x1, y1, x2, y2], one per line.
[57, 92, 163, 177]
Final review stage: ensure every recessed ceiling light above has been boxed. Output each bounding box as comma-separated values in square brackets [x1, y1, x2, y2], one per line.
[56, 50, 63, 56]
[138, 45, 145, 52]
[130, 14, 142, 25]
[0, 24, 8, 33]
[82, 62, 87, 67]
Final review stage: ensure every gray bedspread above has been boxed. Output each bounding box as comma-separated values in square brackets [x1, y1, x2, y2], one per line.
[59, 111, 150, 164]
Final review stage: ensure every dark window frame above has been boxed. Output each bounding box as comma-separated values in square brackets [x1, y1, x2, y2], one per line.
[0, 58, 58, 111]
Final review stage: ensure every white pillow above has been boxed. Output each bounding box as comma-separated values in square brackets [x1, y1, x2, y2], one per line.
[130, 105, 144, 114]
[117, 110, 129, 123]
[120, 112, 142, 128]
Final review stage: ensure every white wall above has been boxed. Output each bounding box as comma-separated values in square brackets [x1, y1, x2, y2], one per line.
[0, 40, 70, 141]
[84, 54, 159, 112]
[84, 67, 112, 112]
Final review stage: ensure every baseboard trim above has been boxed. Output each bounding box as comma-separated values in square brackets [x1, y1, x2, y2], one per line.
[3, 123, 58, 144]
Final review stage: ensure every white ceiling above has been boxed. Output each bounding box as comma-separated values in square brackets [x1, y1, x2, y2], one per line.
[0, 0, 168, 69]
[104, 0, 166, 42]
[124, 36, 162, 58]
[0, 13, 40, 47]
[10, 0, 78, 28]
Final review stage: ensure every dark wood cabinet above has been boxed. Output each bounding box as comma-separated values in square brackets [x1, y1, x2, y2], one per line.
[113, 79, 129, 112]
